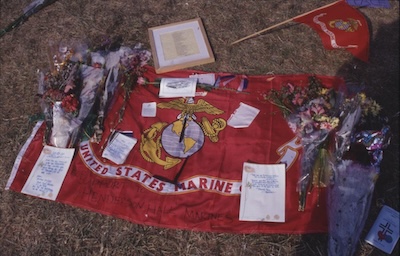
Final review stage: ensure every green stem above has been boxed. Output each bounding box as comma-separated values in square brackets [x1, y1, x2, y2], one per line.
[268, 100, 293, 116]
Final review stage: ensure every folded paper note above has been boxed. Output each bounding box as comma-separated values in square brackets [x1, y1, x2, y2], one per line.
[102, 132, 137, 164]
[227, 102, 260, 128]
[189, 73, 216, 85]
[239, 162, 286, 222]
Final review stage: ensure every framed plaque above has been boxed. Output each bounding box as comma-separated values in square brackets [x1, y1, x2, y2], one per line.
[148, 18, 215, 74]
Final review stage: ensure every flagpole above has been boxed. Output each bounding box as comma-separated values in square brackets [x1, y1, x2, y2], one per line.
[0, 0, 59, 38]
[230, 0, 342, 45]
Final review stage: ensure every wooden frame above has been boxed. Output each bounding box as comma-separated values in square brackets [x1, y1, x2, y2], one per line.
[148, 18, 215, 74]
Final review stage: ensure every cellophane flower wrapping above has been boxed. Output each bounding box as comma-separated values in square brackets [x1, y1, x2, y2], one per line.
[267, 77, 343, 211]
[39, 41, 86, 148]
[50, 102, 81, 147]
[328, 160, 377, 256]
[296, 128, 330, 211]
[38, 40, 151, 148]
[90, 44, 151, 143]
[327, 93, 391, 256]
[266, 77, 391, 256]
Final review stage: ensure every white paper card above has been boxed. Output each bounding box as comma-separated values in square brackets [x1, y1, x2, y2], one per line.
[102, 132, 137, 164]
[227, 102, 260, 128]
[159, 78, 197, 98]
[365, 205, 399, 254]
[142, 102, 157, 117]
[239, 162, 286, 222]
[21, 145, 75, 201]
[189, 73, 216, 85]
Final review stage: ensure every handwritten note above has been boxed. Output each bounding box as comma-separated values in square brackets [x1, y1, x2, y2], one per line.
[239, 162, 286, 222]
[21, 146, 75, 201]
[102, 132, 137, 164]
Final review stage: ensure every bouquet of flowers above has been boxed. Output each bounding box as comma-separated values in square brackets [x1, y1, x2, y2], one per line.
[266, 77, 343, 211]
[37, 40, 151, 148]
[266, 77, 391, 256]
[91, 44, 151, 143]
[38, 42, 86, 148]
[328, 94, 390, 256]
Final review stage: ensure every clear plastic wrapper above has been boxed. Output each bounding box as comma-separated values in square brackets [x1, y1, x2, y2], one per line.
[328, 160, 377, 256]
[37, 40, 151, 147]
[266, 78, 392, 256]
[50, 102, 81, 148]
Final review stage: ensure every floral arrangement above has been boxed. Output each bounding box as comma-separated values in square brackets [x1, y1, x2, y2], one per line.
[266, 77, 345, 210]
[266, 77, 391, 256]
[38, 43, 84, 148]
[37, 40, 151, 148]
[91, 44, 151, 144]
[265, 76, 386, 208]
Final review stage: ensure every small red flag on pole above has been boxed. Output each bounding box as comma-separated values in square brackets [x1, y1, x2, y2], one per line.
[231, 0, 370, 62]
[293, 0, 369, 62]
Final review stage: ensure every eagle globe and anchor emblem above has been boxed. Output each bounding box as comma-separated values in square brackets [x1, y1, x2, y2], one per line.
[140, 98, 227, 170]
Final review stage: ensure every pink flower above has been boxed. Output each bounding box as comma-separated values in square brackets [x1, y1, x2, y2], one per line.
[320, 122, 333, 130]
[311, 104, 325, 115]
[302, 107, 312, 117]
[137, 77, 147, 85]
[64, 82, 76, 93]
[292, 93, 305, 106]
[287, 83, 295, 93]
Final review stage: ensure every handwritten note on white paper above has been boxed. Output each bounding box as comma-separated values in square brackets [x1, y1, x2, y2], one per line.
[159, 78, 197, 98]
[21, 145, 75, 201]
[239, 162, 286, 222]
[102, 132, 137, 164]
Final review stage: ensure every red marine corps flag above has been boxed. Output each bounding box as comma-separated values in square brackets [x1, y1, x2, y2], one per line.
[293, 0, 370, 62]
[6, 66, 347, 234]
[231, 0, 370, 62]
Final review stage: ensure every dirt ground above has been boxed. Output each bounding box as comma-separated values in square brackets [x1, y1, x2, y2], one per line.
[0, 0, 398, 255]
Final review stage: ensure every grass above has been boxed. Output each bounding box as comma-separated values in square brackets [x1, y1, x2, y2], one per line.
[0, 0, 398, 255]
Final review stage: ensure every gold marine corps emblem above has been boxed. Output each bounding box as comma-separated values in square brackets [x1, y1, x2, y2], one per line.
[140, 98, 227, 169]
[329, 18, 361, 32]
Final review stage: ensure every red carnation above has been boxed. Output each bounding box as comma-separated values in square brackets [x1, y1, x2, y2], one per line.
[61, 94, 79, 115]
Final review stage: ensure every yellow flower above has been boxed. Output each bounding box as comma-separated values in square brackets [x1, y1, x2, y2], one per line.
[330, 117, 340, 128]
[320, 88, 329, 95]
[369, 101, 382, 116]
[359, 93, 367, 103]
[314, 115, 328, 122]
